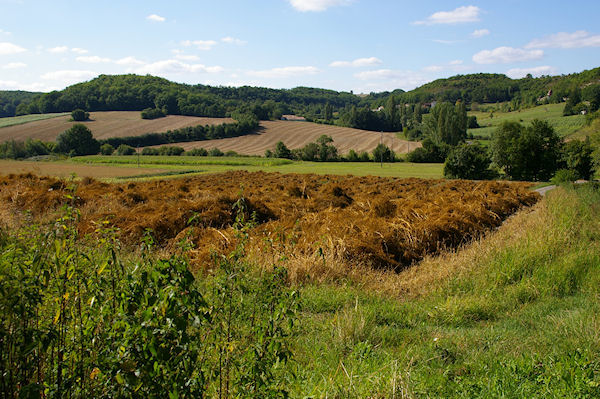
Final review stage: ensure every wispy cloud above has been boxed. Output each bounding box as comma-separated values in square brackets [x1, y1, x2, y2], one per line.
[181, 40, 218, 50]
[40, 70, 97, 88]
[414, 5, 481, 25]
[471, 29, 490, 38]
[248, 66, 320, 78]
[473, 46, 543, 64]
[506, 66, 557, 79]
[71, 48, 88, 54]
[47, 46, 69, 54]
[0, 42, 26, 55]
[221, 36, 247, 45]
[288, 0, 352, 12]
[114, 56, 145, 66]
[134, 59, 223, 75]
[76, 56, 111, 63]
[2, 62, 26, 69]
[330, 57, 382, 68]
[147, 14, 166, 22]
[525, 31, 600, 49]
[354, 69, 429, 91]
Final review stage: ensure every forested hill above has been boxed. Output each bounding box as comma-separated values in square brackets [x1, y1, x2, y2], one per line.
[394, 67, 600, 105]
[7, 74, 362, 119]
[2, 67, 599, 119]
[0, 91, 42, 117]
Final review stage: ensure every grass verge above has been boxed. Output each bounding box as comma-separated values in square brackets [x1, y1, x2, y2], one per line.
[0, 113, 69, 128]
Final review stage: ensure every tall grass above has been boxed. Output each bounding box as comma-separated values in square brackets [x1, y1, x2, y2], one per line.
[289, 183, 600, 397]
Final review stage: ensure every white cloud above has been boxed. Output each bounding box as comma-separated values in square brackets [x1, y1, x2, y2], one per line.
[525, 31, 600, 49]
[423, 60, 466, 73]
[330, 57, 382, 67]
[48, 46, 69, 53]
[40, 70, 97, 88]
[248, 66, 320, 78]
[114, 56, 145, 66]
[506, 66, 558, 79]
[450, 60, 463, 65]
[0, 42, 26, 55]
[134, 59, 224, 75]
[472, 46, 543, 64]
[471, 29, 490, 38]
[76, 56, 111, 63]
[288, 0, 352, 12]
[221, 36, 247, 45]
[354, 69, 429, 90]
[175, 54, 201, 61]
[181, 40, 218, 50]
[147, 14, 166, 22]
[2, 62, 26, 69]
[0, 80, 19, 89]
[414, 5, 481, 25]
[0, 29, 11, 36]
[71, 47, 88, 54]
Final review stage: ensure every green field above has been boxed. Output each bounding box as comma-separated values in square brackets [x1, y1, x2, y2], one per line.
[72, 155, 445, 179]
[0, 112, 69, 128]
[468, 103, 586, 139]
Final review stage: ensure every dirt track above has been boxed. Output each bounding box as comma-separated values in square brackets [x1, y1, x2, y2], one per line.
[0, 112, 233, 142]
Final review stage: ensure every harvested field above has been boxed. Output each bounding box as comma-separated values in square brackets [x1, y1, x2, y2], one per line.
[0, 171, 538, 276]
[0, 160, 171, 179]
[171, 120, 420, 155]
[0, 111, 233, 142]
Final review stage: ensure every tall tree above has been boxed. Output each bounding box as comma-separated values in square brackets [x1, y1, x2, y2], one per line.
[425, 102, 467, 146]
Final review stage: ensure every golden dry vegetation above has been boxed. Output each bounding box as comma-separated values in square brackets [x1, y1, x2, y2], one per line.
[0, 111, 233, 142]
[174, 120, 420, 155]
[0, 171, 538, 283]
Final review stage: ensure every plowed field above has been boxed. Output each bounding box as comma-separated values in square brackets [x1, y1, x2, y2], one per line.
[0, 172, 538, 275]
[0, 111, 233, 142]
[174, 120, 419, 155]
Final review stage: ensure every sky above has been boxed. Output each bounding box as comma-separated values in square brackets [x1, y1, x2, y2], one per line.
[1, 0, 599, 94]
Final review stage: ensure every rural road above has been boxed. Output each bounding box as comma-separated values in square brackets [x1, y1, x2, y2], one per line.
[534, 185, 556, 196]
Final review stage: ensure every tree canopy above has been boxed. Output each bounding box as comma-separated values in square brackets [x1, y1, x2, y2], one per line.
[55, 124, 100, 156]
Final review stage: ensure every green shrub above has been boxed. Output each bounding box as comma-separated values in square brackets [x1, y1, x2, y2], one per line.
[116, 144, 136, 155]
[140, 107, 166, 120]
[99, 143, 114, 155]
[71, 108, 89, 121]
[551, 169, 579, 184]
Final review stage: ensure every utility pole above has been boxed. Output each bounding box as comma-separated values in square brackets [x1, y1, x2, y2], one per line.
[380, 131, 383, 168]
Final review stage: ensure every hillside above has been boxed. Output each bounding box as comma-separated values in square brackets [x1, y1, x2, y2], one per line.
[164, 120, 418, 155]
[0, 111, 233, 142]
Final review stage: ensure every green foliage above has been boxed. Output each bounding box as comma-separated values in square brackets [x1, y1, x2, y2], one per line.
[0, 196, 299, 398]
[560, 139, 594, 180]
[0, 139, 52, 159]
[140, 107, 166, 120]
[101, 116, 259, 148]
[71, 108, 89, 121]
[0, 90, 40, 117]
[467, 115, 479, 128]
[425, 102, 467, 146]
[209, 148, 224, 157]
[491, 119, 562, 181]
[140, 146, 185, 156]
[99, 143, 114, 155]
[406, 138, 449, 163]
[115, 144, 135, 156]
[54, 124, 100, 156]
[563, 87, 582, 116]
[185, 148, 209, 157]
[372, 143, 395, 163]
[444, 143, 496, 180]
[551, 169, 579, 184]
[274, 141, 292, 159]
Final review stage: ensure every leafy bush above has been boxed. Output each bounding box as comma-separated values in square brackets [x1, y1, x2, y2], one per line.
[551, 169, 579, 184]
[209, 148, 224, 157]
[99, 143, 114, 155]
[115, 144, 136, 155]
[71, 108, 90, 121]
[444, 143, 497, 180]
[406, 138, 449, 163]
[140, 107, 166, 119]
[54, 124, 100, 156]
[0, 197, 299, 397]
[185, 148, 209, 156]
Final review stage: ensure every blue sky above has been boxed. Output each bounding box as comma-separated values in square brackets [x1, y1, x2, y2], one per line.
[1, 0, 599, 93]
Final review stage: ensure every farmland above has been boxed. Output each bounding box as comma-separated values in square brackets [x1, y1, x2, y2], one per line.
[172, 120, 417, 155]
[0, 111, 233, 142]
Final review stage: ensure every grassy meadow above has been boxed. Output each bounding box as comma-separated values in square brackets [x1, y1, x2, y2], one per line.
[68, 155, 445, 179]
[0, 112, 69, 128]
[468, 103, 587, 139]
